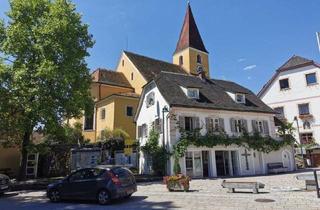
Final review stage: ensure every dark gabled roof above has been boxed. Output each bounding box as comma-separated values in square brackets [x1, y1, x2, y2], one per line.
[258, 55, 320, 97]
[97, 92, 140, 105]
[92, 68, 132, 88]
[277, 55, 314, 71]
[174, 3, 208, 54]
[153, 72, 274, 114]
[124, 51, 187, 81]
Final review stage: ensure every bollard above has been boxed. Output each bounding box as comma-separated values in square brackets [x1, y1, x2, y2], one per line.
[313, 170, 320, 198]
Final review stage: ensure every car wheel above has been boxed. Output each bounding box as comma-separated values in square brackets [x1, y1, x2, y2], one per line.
[97, 189, 111, 205]
[48, 189, 61, 203]
[125, 193, 132, 199]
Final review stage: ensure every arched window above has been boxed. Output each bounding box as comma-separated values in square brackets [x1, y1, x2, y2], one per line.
[179, 56, 183, 65]
[122, 60, 125, 67]
[131, 72, 134, 80]
[197, 54, 202, 64]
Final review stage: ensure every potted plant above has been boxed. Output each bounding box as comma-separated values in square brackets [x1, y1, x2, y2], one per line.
[163, 158, 191, 192]
[163, 174, 191, 192]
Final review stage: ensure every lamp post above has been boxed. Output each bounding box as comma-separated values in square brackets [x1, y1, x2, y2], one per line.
[162, 106, 169, 175]
[294, 116, 305, 167]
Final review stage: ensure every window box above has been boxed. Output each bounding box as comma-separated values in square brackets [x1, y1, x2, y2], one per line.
[299, 114, 313, 119]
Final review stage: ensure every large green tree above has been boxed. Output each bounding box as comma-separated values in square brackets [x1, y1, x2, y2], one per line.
[0, 0, 94, 180]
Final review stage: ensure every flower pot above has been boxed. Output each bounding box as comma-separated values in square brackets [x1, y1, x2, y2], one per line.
[163, 174, 190, 192]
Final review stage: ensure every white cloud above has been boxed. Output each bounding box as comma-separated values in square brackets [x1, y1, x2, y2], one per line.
[243, 65, 257, 71]
[237, 58, 246, 62]
[247, 76, 252, 80]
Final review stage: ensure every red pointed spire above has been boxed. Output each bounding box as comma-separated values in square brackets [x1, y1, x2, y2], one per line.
[174, 3, 208, 54]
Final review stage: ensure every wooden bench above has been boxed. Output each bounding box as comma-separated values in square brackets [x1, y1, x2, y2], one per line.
[296, 173, 319, 190]
[267, 162, 288, 174]
[221, 180, 265, 194]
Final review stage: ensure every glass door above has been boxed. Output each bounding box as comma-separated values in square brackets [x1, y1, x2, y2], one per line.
[193, 151, 203, 177]
[185, 152, 193, 177]
[231, 151, 239, 176]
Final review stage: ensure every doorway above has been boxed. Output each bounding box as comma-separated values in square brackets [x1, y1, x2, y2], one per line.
[215, 151, 230, 176]
[202, 151, 209, 177]
[282, 150, 291, 170]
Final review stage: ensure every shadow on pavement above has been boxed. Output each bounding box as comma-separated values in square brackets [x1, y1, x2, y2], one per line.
[0, 192, 19, 198]
[1, 194, 179, 210]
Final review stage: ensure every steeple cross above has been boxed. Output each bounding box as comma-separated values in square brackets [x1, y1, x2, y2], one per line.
[241, 149, 251, 170]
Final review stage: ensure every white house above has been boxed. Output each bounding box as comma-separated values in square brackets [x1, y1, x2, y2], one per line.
[135, 71, 295, 177]
[258, 55, 320, 166]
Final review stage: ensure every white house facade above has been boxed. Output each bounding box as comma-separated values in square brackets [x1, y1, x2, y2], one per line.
[135, 72, 295, 177]
[258, 55, 320, 166]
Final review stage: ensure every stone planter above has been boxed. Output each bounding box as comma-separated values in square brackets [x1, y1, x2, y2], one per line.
[163, 174, 191, 192]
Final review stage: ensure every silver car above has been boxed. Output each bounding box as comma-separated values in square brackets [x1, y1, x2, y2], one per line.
[0, 174, 10, 194]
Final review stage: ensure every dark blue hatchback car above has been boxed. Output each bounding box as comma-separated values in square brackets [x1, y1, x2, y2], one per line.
[47, 166, 137, 205]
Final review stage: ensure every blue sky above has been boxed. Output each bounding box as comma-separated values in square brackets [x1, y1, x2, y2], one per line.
[1, 0, 320, 93]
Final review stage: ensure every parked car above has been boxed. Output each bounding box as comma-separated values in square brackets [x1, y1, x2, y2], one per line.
[47, 166, 137, 205]
[0, 174, 10, 195]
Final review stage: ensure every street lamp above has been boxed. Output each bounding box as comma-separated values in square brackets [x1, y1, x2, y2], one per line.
[162, 106, 169, 175]
[162, 106, 169, 148]
[293, 116, 305, 167]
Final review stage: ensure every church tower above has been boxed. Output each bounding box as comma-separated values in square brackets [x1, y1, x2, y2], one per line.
[173, 3, 209, 77]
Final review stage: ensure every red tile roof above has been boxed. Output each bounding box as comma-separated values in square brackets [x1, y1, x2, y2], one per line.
[174, 3, 208, 54]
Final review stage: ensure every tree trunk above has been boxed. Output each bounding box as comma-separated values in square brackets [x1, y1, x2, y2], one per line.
[18, 131, 31, 181]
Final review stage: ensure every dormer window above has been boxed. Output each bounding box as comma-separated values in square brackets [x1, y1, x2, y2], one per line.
[235, 93, 245, 103]
[187, 88, 199, 99]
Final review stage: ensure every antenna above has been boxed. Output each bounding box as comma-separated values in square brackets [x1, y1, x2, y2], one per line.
[316, 32, 320, 53]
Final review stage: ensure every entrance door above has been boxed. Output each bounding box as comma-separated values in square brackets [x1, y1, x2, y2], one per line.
[231, 151, 239, 176]
[193, 151, 203, 177]
[215, 151, 230, 176]
[282, 151, 291, 170]
[202, 151, 209, 177]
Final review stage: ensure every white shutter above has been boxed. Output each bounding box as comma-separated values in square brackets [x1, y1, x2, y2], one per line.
[252, 120, 258, 133]
[219, 118, 225, 131]
[241, 119, 248, 132]
[263, 121, 269, 135]
[179, 116, 185, 130]
[230, 118, 236, 133]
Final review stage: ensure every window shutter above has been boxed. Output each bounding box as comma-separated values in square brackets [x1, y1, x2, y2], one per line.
[145, 124, 148, 137]
[138, 126, 142, 138]
[194, 117, 200, 129]
[179, 116, 185, 130]
[241, 119, 248, 132]
[251, 120, 258, 133]
[263, 121, 269, 135]
[230, 118, 236, 132]
[160, 118, 163, 133]
[218, 118, 225, 131]
[205, 117, 210, 133]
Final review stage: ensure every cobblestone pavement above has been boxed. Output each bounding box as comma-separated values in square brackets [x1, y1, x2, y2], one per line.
[0, 170, 320, 210]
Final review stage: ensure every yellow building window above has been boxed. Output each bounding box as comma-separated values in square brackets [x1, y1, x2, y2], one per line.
[100, 108, 106, 119]
[197, 54, 202, 64]
[126, 106, 133, 117]
[179, 55, 183, 65]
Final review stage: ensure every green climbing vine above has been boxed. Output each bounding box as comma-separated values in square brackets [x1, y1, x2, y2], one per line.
[172, 129, 295, 174]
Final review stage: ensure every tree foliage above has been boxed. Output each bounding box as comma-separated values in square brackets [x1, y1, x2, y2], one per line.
[140, 129, 168, 176]
[0, 0, 94, 179]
